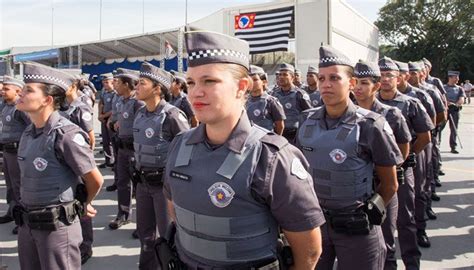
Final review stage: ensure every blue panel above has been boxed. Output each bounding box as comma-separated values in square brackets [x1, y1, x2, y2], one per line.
[14, 49, 59, 62]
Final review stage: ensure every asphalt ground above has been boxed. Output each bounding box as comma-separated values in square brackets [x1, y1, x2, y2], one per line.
[0, 104, 473, 270]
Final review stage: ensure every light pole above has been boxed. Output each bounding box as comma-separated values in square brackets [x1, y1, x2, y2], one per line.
[51, 0, 54, 48]
[99, 0, 102, 40]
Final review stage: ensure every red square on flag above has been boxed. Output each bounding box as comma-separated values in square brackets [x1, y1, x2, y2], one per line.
[234, 13, 256, 29]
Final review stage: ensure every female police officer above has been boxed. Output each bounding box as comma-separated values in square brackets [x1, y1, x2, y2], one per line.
[163, 29, 325, 269]
[109, 68, 144, 230]
[15, 62, 103, 270]
[296, 47, 403, 270]
[62, 77, 97, 264]
[133, 62, 189, 269]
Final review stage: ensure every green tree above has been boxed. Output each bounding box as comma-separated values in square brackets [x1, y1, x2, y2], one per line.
[375, 0, 474, 82]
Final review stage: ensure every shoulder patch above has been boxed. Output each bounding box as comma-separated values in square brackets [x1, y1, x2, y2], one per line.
[383, 121, 394, 136]
[178, 112, 188, 123]
[73, 133, 87, 146]
[82, 112, 92, 122]
[291, 158, 308, 180]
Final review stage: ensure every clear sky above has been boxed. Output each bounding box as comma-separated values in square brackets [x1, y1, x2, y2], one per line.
[0, 0, 386, 50]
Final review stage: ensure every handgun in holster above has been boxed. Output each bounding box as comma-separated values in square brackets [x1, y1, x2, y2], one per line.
[128, 157, 141, 185]
[155, 222, 186, 270]
[74, 183, 88, 218]
[402, 152, 416, 169]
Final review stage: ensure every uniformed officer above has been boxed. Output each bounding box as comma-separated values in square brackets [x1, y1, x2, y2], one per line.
[293, 68, 306, 88]
[16, 62, 103, 270]
[163, 29, 325, 269]
[378, 57, 433, 269]
[420, 59, 446, 186]
[105, 75, 124, 192]
[303, 65, 323, 107]
[0, 76, 29, 236]
[400, 61, 436, 248]
[272, 63, 312, 142]
[296, 47, 402, 270]
[246, 64, 286, 135]
[98, 73, 116, 168]
[422, 58, 447, 98]
[78, 74, 96, 108]
[133, 62, 189, 269]
[352, 60, 412, 270]
[444, 70, 465, 154]
[109, 68, 144, 229]
[63, 78, 95, 149]
[61, 78, 97, 264]
[417, 62, 447, 213]
[169, 71, 199, 127]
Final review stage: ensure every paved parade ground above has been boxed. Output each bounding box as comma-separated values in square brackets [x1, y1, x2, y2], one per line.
[1, 104, 473, 270]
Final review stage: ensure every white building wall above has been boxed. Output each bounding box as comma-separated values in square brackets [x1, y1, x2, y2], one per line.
[189, 0, 379, 73]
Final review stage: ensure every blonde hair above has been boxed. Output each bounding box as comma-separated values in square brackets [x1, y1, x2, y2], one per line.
[216, 64, 252, 104]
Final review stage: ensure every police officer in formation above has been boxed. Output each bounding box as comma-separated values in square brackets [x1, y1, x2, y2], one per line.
[246, 65, 286, 135]
[398, 61, 437, 248]
[162, 29, 325, 269]
[109, 68, 145, 230]
[0, 76, 29, 236]
[444, 71, 465, 154]
[61, 77, 99, 264]
[352, 60, 412, 270]
[272, 63, 312, 142]
[105, 75, 125, 192]
[132, 62, 190, 269]
[303, 65, 323, 107]
[78, 75, 97, 108]
[378, 57, 433, 269]
[416, 62, 447, 217]
[420, 59, 446, 186]
[293, 68, 305, 88]
[295, 47, 402, 270]
[15, 62, 103, 270]
[98, 73, 116, 168]
[169, 70, 199, 127]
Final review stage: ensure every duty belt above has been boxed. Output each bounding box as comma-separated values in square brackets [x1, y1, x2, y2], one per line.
[138, 169, 164, 186]
[14, 201, 81, 231]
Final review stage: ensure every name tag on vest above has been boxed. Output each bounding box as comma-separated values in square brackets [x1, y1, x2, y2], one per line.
[170, 171, 191, 182]
[301, 146, 313, 151]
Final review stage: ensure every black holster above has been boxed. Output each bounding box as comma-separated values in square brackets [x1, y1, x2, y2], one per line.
[277, 238, 293, 270]
[3, 142, 19, 153]
[128, 157, 141, 185]
[117, 137, 134, 150]
[396, 166, 405, 185]
[325, 209, 371, 235]
[140, 169, 164, 186]
[155, 222, 186, 270]
[18, 202, 79, 231]
[402, 152, 416, 169]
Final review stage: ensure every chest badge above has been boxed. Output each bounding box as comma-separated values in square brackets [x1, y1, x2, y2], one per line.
[208, 182, 235, 208]
[106, 98, 111, 102]
[330, 149, 347, 164]
[285, 103, 292, 109]
[123, 112, 129, 119]
[33, 157, 48, 171]
[5, 115, 12, 122]
[312, 100, 319, 106]
[145, 128, 155, 138]
[253, 109, 261, 116]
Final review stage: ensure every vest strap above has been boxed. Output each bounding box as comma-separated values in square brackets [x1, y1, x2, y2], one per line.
[177, 224, 275, 262]
[175, 132, 194, 167]
[216, 127, 267, 180]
